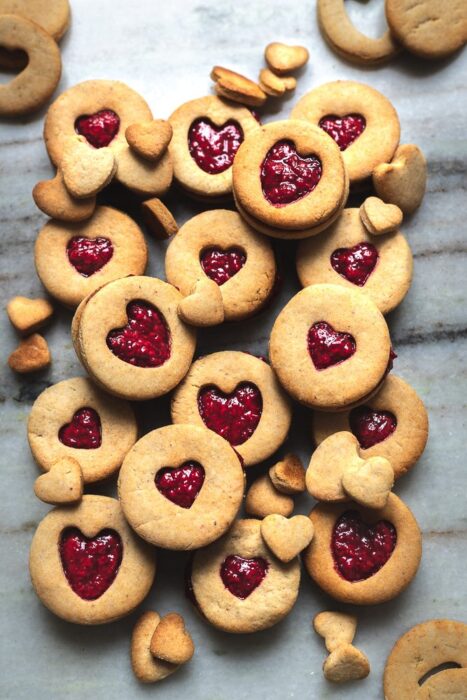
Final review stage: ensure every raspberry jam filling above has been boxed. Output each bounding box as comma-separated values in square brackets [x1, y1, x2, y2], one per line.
[350, 406, 397, 449]
[106, 300, 171, 368]
[319, 114, 366, 151]
[200, 247, 246, 286]
[75, 109, 120, 149]
[220, 555, 269, 599]
[198, 382, 262, 446]
[332, 510, 397, 582]
[59, 527, 123, 600]
[261, 139, 322, 206]
[155, 462, 205, 509]
[59, 407, 102, 449]
[330, 242, 378, 287]
[307, 321, 356, 370]
[67, 236, 113, 277]
[188, 118, 243, 174]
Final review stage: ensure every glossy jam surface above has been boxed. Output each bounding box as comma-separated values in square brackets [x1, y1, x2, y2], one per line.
[330, 242, 378, 287]
[59, 407, 102, 449]
[67, 236, 113, 277]
[319, 114, 366, 151]
[155, 462, 205, 509]
[220, 555, 269, 599]
[106, 300, 171, 368]
[75, 109, 120, 148]
[261, 139, 322, 206]
[307, 321, 356, 370]
[198, 383, 262, 446]
[332, 511, 397, 582]
[59, 527, 122, 600]
[200, 247, 246, 286]
[188, 118, 243, 174]
[350, 406, 397, 449]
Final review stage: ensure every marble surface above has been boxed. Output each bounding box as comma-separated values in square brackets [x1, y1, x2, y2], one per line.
[1, 1, 466, 698]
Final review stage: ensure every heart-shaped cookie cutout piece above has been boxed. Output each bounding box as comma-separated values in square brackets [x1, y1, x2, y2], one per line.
[34, 457, 83, 505]
[245, 475, 294, 519]
[269, 453, 306, 495]
[211, 66, 267, 107]
[7, 296, 53, 336]
[33, 171, 96, 222]
[342, 456, 394, 510]
[323, 643, 370, 683]
[142, 198, 178, 240]
[306, 431, 359, 502]
[8, 333, 50, 374]
[258, 68, 286, 97]
[313, 611, 357, 652]
[372, 144, 427, 214]
[360, 196, 403, 235]
[150, 613, 194, 665]
[131, 612, 178, 684]
[261, 514, 314, 562]
[126, 119, 173, 162]
[61, 136, 117, 199]
[178, 278, 224, 327]
[265, 42, 310, 74]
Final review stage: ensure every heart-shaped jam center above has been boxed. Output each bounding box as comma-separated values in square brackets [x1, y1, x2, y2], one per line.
[261, 139, 322, 206]
[332, 510, 396, 582]
[198, 382, 262, 446]
[59, 527, 123, 600]
[307, 321, 356, 370]
[59, 407, 102, 449]
[75, 109, 120, 149]
[200, 247, 246, 286]
[220, 555, 269, 599]
[331, 242, 378, 287]
[106, 300, 171, 368]
[67, 236, 113, 277]
[188, 118, 243, 174]
[349, 406, 397, 449]
[155, 461, 205, 509]
[319, 114, 366, 151]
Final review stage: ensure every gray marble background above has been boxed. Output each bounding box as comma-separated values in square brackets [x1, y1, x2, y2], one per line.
[1, 1, 466, 698]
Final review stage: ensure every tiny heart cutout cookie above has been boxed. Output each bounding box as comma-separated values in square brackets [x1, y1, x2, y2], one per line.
[313, 611, 357, 652]
[261, 514, 314, 562]
[323, 643, 370, 683]
[61, 136, 117, 199]
[342, 456, 394, 510]
[360, 196, 403, 235]
[34, 457, 83, 505]
[265, 42, 310, 74]
[7, 296, 53, 336]
[126, 119, 173, 162]
[178, 278, 225, 327]
[150, 613, 194, 665]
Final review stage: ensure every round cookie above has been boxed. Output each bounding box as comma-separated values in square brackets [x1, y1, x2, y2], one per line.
[296, 208, 413, 315]
[291, 80, 400, 184]
[165, 209, 276, 321]
[29, 495, 156, 625]
[118, 424, 244, 550]
[168, 95, 259, 200]
[27, 376, 138, 483]
[312, 374, 429, 479]
[384, 620, 467, 700]
[74, 276, 196, 401]
[190, 519, 301, 633]
[303, 493, 422, 604]
[269, 284, 391, 411]
[171, 351, 292, 467]
[35, 206, 148, 308]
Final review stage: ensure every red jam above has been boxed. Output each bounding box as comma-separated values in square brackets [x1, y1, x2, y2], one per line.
[307, 321, 356, 370]
[198, 382, 262, 446]
[200, 247, 246, 286]
[332, 511, 396, 582]
[75, 109, 120, 149]
[59, 407, 102, 449]
[188, 118, 243, 174]
[106, 300, 171, 368]
[319, 114, 366, 151]
[155, 462, 205, 509]
[350, 406, 397, 449]
[330, 242, 378, 287]
[261, 140, 322, 206]
[67, 236, 113, 277]
[386, 347, 397, 376]
[59, 527, 122, 600]
[220, 555, 269, 599]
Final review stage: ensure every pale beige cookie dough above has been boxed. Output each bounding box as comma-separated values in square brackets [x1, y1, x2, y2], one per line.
[131, 612, 178, 683]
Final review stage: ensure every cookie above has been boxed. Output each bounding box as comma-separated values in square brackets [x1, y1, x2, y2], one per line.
[149, 613, 195, 665]
[35, 206, 148, 308]
[177, 278, 225, 327]
[29, 495, 156, 625]
[27, 376, 138, 483]
[359, 196, 403, 235]
[303, 493, 422, 604]
[264, 42, 310, 74]
[415, 668, 467, 699]
[269, 284, 391, 410]
[291, 80, 400, 185]
[33, 171, 96, 223]
[125, 119, 173, 162]
[171, 351, 292, 467]
[258, 68, 287, 97]
[190, 519, 300, 633]
[260, 514, 314, 562]
[131, 612, 177, 683]
[373, 144, 427, 214]
[165, 209, 276, 322]
[245, 475, 294, 518]
[296, 208, 413, 315]
[60, 136, 117, 199]
[118, 424, 244, 550]
[323, 644, 370, 683]
[313, 611, 357, 652]
[312, 374, 429, 479]
[168, 95, 259, 200]
[8, 333, 50, 373]
[141, 198, 178, 240]
[34, 456, 83, 505]
[211, 66, 267, 107]
[73, 276, 196, 401]
[7, 296, 54, 335]
[269, 453, 306, 494]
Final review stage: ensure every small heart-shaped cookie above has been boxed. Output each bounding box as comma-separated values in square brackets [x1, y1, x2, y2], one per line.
[245, 474, 294, 519]
[33, 171, 96, 222]
[258, 68, 286, 97]
[261, 514, 314, 562]
[265, 42, 310, 74]
[8, 334, 50, 374]
[131, 612, 178, 684]
[142, 197, 178, 240]
[373, 144, 427, 214]
[61, 136, 117, 199]
[360, 196, 403, 235]
[323, 643, 370, 683]
[313, 611, 357, 652]
[7, 296, 53, 336]
[34, 457, 83, 505]
[211, 66, 267, 107]
[342, 456, 394, 509]
[126, 119, 173, 162]
[269, 453, 306, 495]
[150, 613, 194, 665]
[178, 278, 225, 327]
